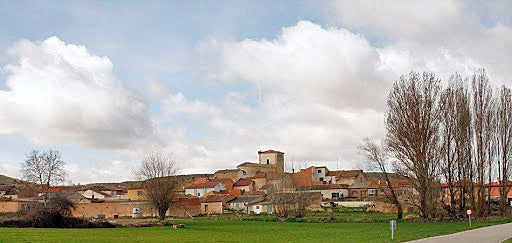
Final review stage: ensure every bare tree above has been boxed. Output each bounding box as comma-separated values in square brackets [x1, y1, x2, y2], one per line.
[359, 138, 403, 219]
[451, 76, 474, 217]
[385, 72, 442, 218]
[497, 85, 512, 216]
[135, 152, 178, 221]
[471, 69, 495, 217]
[439, 81, 460, 217]
[21, 149, 67, 205]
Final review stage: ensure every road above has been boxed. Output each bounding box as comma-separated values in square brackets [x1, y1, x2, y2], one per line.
[407, 222, 512, 243]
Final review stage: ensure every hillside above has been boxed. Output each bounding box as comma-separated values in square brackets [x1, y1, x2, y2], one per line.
[0, 174, 23, 186]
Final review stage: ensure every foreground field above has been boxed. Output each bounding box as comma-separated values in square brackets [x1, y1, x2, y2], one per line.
[1, 217, 511, 243]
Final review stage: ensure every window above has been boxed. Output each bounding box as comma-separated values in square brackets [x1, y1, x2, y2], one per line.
[137, 190, 142, 196]
[318, 170, 322, 173]
[368, 189, 377, 196]
[332, 193, 340, 199]
[319, 177, 324, 181]
[256, 206, 260, 209]
[197, 193, 201, 197]
[266, 159, 269, 164]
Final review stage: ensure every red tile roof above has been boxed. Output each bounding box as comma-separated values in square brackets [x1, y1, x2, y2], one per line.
[200, 194, 235, 203]
[234, 178, 253, 187]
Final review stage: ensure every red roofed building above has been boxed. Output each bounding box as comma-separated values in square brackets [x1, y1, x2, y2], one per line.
[184, 178, 228, 197]
[200, 194, 235, 214]
[233, 178, 254, 192]
[484, 181, 512, 201]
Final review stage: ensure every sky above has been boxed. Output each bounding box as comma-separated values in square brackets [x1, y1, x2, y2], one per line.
[1, 1, 512, 184]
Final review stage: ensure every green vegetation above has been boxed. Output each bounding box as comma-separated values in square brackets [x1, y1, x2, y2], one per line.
[1, 217, 511, 242]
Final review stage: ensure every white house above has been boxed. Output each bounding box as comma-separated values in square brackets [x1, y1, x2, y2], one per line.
[185, 181, 226, 197]
[79, 189, 110, 200]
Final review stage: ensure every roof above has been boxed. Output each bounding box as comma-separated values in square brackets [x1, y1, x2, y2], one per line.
[186, 181, 223, 189]
[201, 194, 235, 203]
[363, 172, 402, 180]
[327, 170, 363, 178]
[228, 196, 264, 204]
[237, 162, 276, 168]
[39, 186, 78, 193]
[484, 180, 512, 187]
[234, 178, 253, 187]
[258, 150, 284, 154]
[300, 184, 346, 190]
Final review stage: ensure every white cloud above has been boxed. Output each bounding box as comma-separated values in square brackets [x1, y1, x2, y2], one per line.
[0, 37, 153, 149]
[206, 20, 390, 110]
[326, 0, 474, 42]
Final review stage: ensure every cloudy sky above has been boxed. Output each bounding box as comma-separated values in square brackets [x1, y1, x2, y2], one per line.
[1, 1, 512, 184]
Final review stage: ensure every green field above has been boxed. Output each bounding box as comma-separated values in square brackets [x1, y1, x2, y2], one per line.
[1, 217, 511, 243]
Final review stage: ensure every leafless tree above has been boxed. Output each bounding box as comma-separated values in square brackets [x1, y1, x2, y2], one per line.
[471, 69, 495, 217]
[439, 80, 462, 217]
[359, 138, 403, 219]
[497, 85, 512, 216]
[135, 152, 178, 221]
[451, 76, 474, 217]
[268, 173, 315, 219]
[21, 149, 67, 205]
[385, 72, 442, 218]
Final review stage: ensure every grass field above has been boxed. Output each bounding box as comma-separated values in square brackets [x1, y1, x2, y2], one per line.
[1, 216, 511, 243]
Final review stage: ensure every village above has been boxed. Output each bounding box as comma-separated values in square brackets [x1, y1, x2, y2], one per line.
[1, 149, 511, 221]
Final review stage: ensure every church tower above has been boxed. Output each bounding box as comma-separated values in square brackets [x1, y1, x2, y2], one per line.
[258, 150, 284, 173]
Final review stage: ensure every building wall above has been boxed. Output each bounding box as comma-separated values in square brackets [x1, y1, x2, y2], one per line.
[185, 187, 214, 197]
[234, 185, 253, 192]
[238, 165, 277, 178]
[81, 190, 106, 199]
[214, 171, 240, 181]
[0, 201, 21, 213]
[312, 167, 327, 182]
[127, 189, 147, 201]
[310, 188, 348, 200]
[201, 202, 223, 214]
[293, 167, 313, 187]
[252, 177, 267, 191]
[72, 202, 200, 218]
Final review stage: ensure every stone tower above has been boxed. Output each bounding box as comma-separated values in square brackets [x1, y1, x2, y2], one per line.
[258, 150, 284, 173]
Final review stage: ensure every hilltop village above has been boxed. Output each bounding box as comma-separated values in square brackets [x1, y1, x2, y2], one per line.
[0, 149, 509, 219]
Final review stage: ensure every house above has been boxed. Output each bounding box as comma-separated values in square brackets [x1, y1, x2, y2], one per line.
[170, 195, 201, 218]
[214, 169, 246, 182]
[325, 170, 365, 186]
[484, 180, 512, 205]
[299, 184, 348, 200]
[79, 189, 111, 200]
[38, 186, 78, 197]
[127, 188, 147, 201]
[293, 166, 329, 187]
[37, 192, 91, 204]
[233, 178, 254, 192]
[227, 196, 264, 213]
[200, 194, 235, 214]
[247, 199, 274, 215]
[185, 179, 226, 197]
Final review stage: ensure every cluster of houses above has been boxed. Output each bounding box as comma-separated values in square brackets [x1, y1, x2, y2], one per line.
[1, 149, 512, 219]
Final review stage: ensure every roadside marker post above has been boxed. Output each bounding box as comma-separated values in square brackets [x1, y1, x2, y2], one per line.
[390, 219, 397, 240]
[466, 209, 472, 227]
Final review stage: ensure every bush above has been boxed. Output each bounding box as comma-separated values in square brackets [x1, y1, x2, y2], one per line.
[2, 197, 115, 228]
